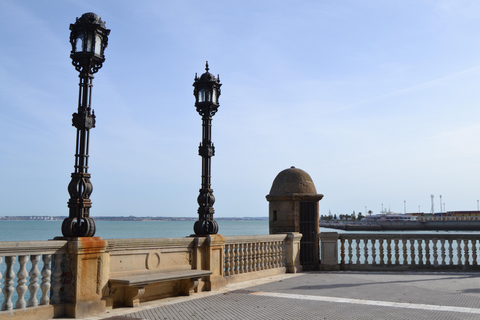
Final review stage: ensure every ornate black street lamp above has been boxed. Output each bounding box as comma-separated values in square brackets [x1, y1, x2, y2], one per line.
[61, 13, 110, 237]
[193, 62, 222, 235]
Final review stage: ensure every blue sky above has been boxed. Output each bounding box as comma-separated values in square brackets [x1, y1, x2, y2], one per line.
[1, 0, 480, 218]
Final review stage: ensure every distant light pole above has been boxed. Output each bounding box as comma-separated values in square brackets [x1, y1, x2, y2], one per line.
[61, 13, 110, 237]
[404, 200, 406, 214]
[439, 195, 442, 214]
[193, 62, 222, 235]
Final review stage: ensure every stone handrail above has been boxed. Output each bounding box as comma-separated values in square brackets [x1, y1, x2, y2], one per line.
[320, 232, 480, 271]
[0, 240, 67, 314]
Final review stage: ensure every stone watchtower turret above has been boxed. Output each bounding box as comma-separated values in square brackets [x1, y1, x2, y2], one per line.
[266, 166, 323, 270]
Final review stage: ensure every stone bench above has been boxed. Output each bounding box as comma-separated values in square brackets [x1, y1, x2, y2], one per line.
[109, 269, 213, 307]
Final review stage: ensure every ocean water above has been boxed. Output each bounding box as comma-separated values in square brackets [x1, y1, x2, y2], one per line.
[3, 220, 480, 242]
[0, 220, 270, 242]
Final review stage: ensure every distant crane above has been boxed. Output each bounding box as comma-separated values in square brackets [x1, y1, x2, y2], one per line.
[431, 194, 434, 214]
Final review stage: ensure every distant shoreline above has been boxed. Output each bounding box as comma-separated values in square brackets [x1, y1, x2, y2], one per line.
[0, 216, 268, 222]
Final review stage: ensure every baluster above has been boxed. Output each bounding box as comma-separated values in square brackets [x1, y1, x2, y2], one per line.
[230, 244, 235, 274]
[231, 244, 236, 274]
[418, 239, 423, 265]
[440, 240, 446, 265]
[371, 239, 376, 265]
[340, 239, 345, 265]
[28, 255, 41, 307]
[268, 242, 273, 269]
[402, 239, 407, 265]
[51, 254, 63, 305]
[394, 239, 399, 265]
[250, 243, 256, 272]
[251, 243, 256, 271]
[256, 243, 261, 271]
[15, 255, 29, 309]
[364, 238, 369, 264]
[248, 243, 253, 272]
[235, 244, 240, 274]
[425, 239, 431, 265]
[472, 240, 477, 266]
[410, 239, 416, 265]
[279, 241, 285, 267]
[355, 239, 361, 264]
[244, 243, 249, 272]
[275, 241, 280, 267]
[270, 242, 275, 269]
[240, 243, 246, 273]
[379, 239, 384, 265]
[272, 241, 276, 267]
[2, 256, 16, 311]
[235, 244, 239, 272]
[280, 242, 285, 267]
[274, 241, 278, 268]
[347, 239, 353, 264]
[224, 245, 231, 276]
[386, 239, 392, 265]
[448, 239, 454, 265]
[464, 240, 470, 266]
[223, 245, 229, 276]
[228, 244, 233, 274]
[40, 254, 52, 305]
[230, 244, 235, 273]
[264, 241, 270, 270]
[432, 240, 438, 266]
[456, 240, 462, 266]
[258, 242, 263, 271]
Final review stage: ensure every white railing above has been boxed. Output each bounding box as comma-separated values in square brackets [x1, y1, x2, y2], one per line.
[0, 240, 67, 312]
[224, 235, 287, 276]
[326, 233, 480, 270]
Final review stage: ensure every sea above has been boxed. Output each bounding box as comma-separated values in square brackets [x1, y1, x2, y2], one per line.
[2, 220, 480, 242]
[0, 220, 270, 242]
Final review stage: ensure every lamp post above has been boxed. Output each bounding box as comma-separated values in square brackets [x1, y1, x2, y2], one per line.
[61, 13, 110, 237]
[193, 62, 222, 235]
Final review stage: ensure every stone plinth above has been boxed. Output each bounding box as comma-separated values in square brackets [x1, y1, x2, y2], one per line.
[193, 234, 227, 291]
[319, 232, 340, 271]
[63, 237, 109, 318]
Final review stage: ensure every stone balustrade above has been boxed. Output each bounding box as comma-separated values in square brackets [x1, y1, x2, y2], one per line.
[0, 240, 67, 320]
[224, 235, 286, 276]
[0, 234, 302, 320]
[223, 233, 302, 284]
[8, 231, 480, 319]
[320, 232, 480, 271]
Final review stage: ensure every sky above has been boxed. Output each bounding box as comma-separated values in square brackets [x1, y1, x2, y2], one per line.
[1, 0, 480, 219]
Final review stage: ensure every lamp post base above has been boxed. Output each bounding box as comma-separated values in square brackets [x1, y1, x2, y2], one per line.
[61, 217, 96, 237]
[193, 220, 219, 235]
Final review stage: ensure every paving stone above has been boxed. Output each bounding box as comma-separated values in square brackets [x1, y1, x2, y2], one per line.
[98, 272, 480, 320]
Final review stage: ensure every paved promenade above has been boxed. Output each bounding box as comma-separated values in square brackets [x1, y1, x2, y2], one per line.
[66, 271, 480, 320]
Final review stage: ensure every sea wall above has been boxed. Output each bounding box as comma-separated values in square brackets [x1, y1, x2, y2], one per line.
[320, 221, 480, 231]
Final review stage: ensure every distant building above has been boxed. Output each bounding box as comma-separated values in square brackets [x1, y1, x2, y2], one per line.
[365, 214, 417, 222]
